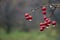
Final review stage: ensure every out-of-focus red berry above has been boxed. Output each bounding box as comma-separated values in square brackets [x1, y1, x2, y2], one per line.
[46, 24, 50, 27]
[52, 21, 56, 25]
[42, 6, 46, 11]
[25, 15, 32, 21]
[26, 17, 29, 20]
[28, 15, 32, 19]
[44, 21, 50, 28]
[40, 22, 44, 26]
[44, 21, 47, 25]
[52, 21, 56, 27]
[25, 13, 29, 17]
[40, 26, 45, 31]
[40, 27, 44, 31]
[43, 15, 47, 20]
[40, 22, 46, 31]
[47, 20, 51, 24]
[42, 11, 46, 15]
[45, 18, 50, 22]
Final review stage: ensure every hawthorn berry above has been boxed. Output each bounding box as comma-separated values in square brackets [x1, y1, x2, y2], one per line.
[42, 11, 46, 15]
[52, 21, 56, 25]
[40, 25, 46, 31]
[44, 21, 48, 25]
[45, 18, 49, 22]
[52, 21, 56, 27]
[40, 22, 46, 31]
[28, 15, 32, 21]
[43, 15, 47, 20]
[44, 21, 50, 28]
[26, 17, 29, 20]
[47, 20, 51, 24]
[25, 15, 32, 21]
[25, 13, 29, 17]
[40, 22, 44, 26]
[40, 27, 44, 31]
[42, 6, 46, 11]
[45, 23, 50, 28]
[28, 15, 32, 19]
[45, 18, 50, 22]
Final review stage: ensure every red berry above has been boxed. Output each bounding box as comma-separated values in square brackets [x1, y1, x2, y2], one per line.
[52, 21, 56, 25]
[40, 22, 48, 31]
[40, 22, 44, 26]
[47, 20, 51, 24]
[43, 15, 47, 20]
[45, 18, 49, 22]
[40, 26, 45, 31]
[44, 21, 48, 25]
[46, 24, 50, 27]
[25, 13, 29, 17]
[42, 25, 46, 28]
[45, 18, 50, 22]
[28, 15, 32, 21]
[44, 21, 50, 28]
[42, 11, 46, 15]
[42, 6, 46, 11]
[28, 15, 32, 19]
[52, 21, 56, 27]
[40, 27, 44, 31]
[25, 15, 32, 21]
[26, 17, 29, 20]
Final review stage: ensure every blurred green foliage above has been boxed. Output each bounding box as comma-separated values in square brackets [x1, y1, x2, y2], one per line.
[0, 27, 58, 40]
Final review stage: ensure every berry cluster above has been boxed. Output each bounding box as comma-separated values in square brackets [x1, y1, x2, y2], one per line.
[25, 13, 32, 21]
[40, 6, 56, 31]
[24, 6, 56, 32]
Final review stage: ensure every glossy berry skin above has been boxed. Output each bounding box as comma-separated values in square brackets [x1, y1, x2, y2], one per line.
[40, 22, 46, 31]
[40, 25, 46, 31]
[25, 15, 32, 21]
[43, 15, 47, 20]
[42, 11, 46, 15]
[40, 27, 44, 31]
[46, 24, 50, 27]
[40, 22, 43, 26]
[44, 21, 48, 25]
[47, 20, 51, 24]
[52, 21, 56, 25]
[28, 15, 32, 19]
[42, 6, 46, 11]
[25, 13, 29, 17]
[45, 18, 50, 22]
[45, 18, 49, 22]
[44, 21, 49, 26]
[26, 17, 29, 20]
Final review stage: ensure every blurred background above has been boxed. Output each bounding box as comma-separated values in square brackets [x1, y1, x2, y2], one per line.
[0, 0, 60, 40]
